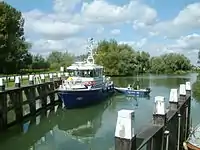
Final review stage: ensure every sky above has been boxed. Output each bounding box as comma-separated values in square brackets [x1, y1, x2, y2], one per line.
[3, 0, 200, 64]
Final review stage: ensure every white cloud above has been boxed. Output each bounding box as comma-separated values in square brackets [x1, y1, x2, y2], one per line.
[23, 0, 158, 55]
[23, 10, 83, 40]
[31, 38, 88, 56]
[119, 38, 147, 49]
[81, 0, 157, 25]
[110, 29, 120, 35]
[167, 33, 200, 52]
[96, 26, 104, 34]
[137, 2, 200, 38]
[53, 0, 82, 13]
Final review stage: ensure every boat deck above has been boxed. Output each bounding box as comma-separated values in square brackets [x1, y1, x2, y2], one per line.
[188, 124, 200, 148]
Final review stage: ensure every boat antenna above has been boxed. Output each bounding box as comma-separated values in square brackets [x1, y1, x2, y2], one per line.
[86, 38, 95, 64]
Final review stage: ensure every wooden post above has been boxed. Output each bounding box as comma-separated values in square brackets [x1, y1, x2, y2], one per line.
[153, 96, 166, 126]
[115, 109, 136, 150]
[169, 89, 178, 110]
[0, 78, 5, 91]
[40, 74, 45, 83]
[185, 82, 191, 138]
[14, 76, 23, 122]
[57, 73, 61, 80]
[29, 75, 34, 85]
[49, 73, 53, 82]
[179, 84, 186, 104]
[15, 76, 21, 87]
[152, 96, 166, 150]
[178, 84, 187, 149]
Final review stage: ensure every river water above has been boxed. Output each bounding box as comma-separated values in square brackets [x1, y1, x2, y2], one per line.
[0, 73, 199, 150]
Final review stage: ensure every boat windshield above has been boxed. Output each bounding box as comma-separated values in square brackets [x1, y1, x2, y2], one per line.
[68, 69, 103, 77]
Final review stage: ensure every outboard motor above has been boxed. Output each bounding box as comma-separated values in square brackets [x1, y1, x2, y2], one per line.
[145, 87, 151, 92]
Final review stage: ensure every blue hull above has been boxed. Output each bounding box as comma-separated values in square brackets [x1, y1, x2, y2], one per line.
[58, 87, 114, 109]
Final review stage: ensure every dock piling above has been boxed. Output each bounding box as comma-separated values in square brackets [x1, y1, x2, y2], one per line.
[40, 74, 45, 83]
[153, 96, 166, 125]
[0, 78, 5, 91]
[169, 89, 178, 110]
[29, 75, 34, 85]
[15, 76, 21, 87]
[115, 109, 136, 150]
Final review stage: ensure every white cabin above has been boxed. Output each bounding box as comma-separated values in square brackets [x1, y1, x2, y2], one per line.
[58, 38, 112, 91]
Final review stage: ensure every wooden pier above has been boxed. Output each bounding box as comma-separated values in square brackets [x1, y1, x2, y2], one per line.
[0, 73, 64, 131]
[115, 81, 191, 150]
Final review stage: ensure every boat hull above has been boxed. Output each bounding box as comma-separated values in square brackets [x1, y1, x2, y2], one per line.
[57, 86, 114, 109]
[187, 142, 200, 150]
[114, 87, 150, 96]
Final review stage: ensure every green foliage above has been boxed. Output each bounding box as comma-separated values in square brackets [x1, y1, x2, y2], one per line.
[47, 51, 74, 71]
[150, 53, 192, 74]
[95, 39, 149, 76]
[31, 54, 50, 69]
[95, 40, 192, 76]
[192, 74, 200, 101]
[0, 2, 32, 73]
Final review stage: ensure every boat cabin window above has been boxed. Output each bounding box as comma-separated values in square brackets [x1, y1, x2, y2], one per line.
[68, 68, 103, 77]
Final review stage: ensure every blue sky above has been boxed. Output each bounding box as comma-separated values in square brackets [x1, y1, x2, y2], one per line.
[4, 0, 200, 64]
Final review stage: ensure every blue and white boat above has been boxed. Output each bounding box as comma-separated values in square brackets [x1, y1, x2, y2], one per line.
[57, 38, 114, 109]
[114, 84, 151, 97]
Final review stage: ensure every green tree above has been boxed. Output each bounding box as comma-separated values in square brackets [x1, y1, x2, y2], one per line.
[32, 54, 50, 69]
[47, 51, 74, 70]
[0, 2, 31, 73]
[95, 39, 150, 76]
[150, 53, 192, 74]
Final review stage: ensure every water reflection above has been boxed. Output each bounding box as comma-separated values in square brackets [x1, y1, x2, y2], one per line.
[0, 74, 197, 150]
[192, 73, 200, 102]
[0, 98, 113, 150]
[112, 76, 150, 88]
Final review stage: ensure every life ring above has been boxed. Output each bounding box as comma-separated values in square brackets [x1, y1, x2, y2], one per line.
[84, 81, 96, 86]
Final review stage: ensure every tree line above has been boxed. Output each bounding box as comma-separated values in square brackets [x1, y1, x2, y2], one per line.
[0, 1, 193, 75]
[95, 40, 192, 76]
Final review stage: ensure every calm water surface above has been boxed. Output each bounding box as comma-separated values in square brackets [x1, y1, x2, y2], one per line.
[0, 73, 199, 150]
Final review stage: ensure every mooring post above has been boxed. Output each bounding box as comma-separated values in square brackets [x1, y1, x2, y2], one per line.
[14, 76, 23, 122]
[0, 78, 5, 91]
[185, 82, 191, 138]
[29, 75, 34, 85]
[15, 76, 21, 87]
[115, 109, 136, 150]
[40, 74, 45, 83]
[49, 73, 53, 82]
[179, 84, 187, 146]
[153, 96, 166, 125]
[179, 84, 186, 104]
[169, 89, 178, 110]
[57, 73, 61, 80]
[28, 75, 36, 115]
[153, 96, 166, 150]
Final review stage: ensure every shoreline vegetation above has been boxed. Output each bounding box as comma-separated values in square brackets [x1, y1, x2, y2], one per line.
[0, 2, 197, 77]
